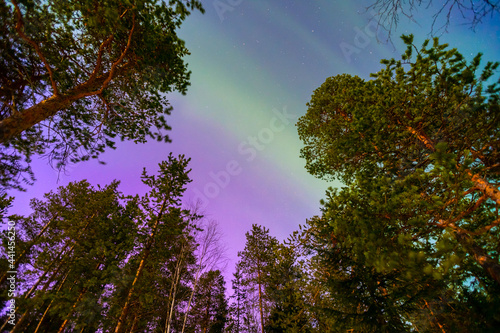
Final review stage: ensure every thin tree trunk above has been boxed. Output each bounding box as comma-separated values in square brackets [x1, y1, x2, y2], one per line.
[257, 269, 264, 333]
[129, 314, 139, 333]
[56, 258, 104, 333]
[10, 267, 72, 333]
[114, 233, 155, 333]
[0, 314, 11, 332]
[181, 262, 201, 333]
[33, 299, 55, 333]
[165, 244, 185, 333]
[114, 198, 168, 333]
[57, 288, 87, 333]
[8, 310, 27, 333]
[24, 219, 89, 299]
[0, 259, 64, 332]
[7, 220, 88, 332]
[25, 243, 76, 299]
[27, 268, 72, 333]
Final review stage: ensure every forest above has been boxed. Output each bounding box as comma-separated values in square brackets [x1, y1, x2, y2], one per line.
[1, 0, 499, 332]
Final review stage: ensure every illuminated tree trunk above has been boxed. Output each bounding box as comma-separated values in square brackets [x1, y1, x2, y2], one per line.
[57, 288, 87, 333]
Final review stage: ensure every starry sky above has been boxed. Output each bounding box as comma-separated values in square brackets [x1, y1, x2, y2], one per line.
[9, 0, 500, 280]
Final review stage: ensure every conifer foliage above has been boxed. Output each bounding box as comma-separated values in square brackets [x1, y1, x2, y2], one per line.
[0, 0, 204, 190]
[297, 35, 500, 332]
[0, 154, 229, 332]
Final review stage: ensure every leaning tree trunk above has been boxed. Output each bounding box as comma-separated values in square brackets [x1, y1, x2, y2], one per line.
[21, 268, 72, 333]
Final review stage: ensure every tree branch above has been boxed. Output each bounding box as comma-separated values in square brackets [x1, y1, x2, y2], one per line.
[11, 0, 58, 96]
[88, 34, 115, 82]
[0, 61, 133, 144]
[94, 15, 135, 96]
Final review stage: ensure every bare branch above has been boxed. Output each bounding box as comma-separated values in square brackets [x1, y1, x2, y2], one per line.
[367, 0, 500, 40]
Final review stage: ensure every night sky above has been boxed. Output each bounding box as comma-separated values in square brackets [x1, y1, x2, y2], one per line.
[10, 0, 500, 280]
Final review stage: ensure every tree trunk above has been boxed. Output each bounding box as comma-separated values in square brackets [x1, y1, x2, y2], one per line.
[114, 198, 168, 333]
[257, 269, 264, 333]
[0, 250, 71, 331]
[129, 313, 139, 333]
[57, 259, 103, 333]
[57, 288, 87, 333]
[165, 243, 185, 333]
[25, 241, 76, 301]
[27, 268, 72, 333]
[23, 219, 89, 299]
[33, 299, 55, 333]
[181, 267, 200, 333]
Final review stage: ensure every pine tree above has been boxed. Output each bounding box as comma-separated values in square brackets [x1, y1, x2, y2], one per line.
[0, 154, 206, 332]
[1, 180, 139, 332]
[265, 243, 312, 333]
[0, 0, 204, 190]
[297, 35, 500, 331]
[228, 265, 243, 333]
[184, 269, 228, 333]
[111, 153, 195, 333]
[236, 224, 278, 333]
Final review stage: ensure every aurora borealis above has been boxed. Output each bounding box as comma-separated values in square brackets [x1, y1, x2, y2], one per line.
[10, 0, 500, 277]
